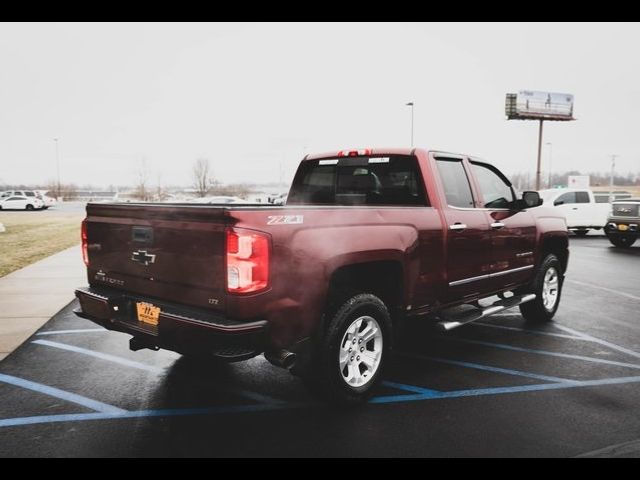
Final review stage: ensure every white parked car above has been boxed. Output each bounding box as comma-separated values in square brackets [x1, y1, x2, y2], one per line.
[37, 192, 57, 209]
[539, 188, 610, 236]
[1, 190, 48, 210]
[0, 194, 44, 211]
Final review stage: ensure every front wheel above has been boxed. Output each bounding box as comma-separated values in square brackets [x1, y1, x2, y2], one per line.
[519, 254, 563, 323]
[608, 235, 636, 248]
[25, 204, 34, 211]
[301, 293, 391, 405]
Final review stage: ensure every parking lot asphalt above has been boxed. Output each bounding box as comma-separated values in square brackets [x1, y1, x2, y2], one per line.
[1, 234, 640, 457]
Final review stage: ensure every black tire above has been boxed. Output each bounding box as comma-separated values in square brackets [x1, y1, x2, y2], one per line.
[25, 204, 34, 211]
[518, 254, 563, 323]
[301, 293, 392, 405]
[608, 235, 636, 248]
[573, 229, 589, 237]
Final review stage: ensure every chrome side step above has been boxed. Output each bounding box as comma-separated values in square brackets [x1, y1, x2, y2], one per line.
[436, 293, 536, 332]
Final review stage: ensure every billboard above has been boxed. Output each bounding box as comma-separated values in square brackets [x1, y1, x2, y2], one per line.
[568, 175, 590, 189]
[506, 91, 574, 120]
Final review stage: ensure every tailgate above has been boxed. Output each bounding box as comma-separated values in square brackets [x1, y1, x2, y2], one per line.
[85, 203, 229, 311]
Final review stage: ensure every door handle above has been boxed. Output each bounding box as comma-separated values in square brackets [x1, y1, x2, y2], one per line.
[449, 223, 467, 231]
[491, 222, 505, 229]
[572, 207, 578, 210]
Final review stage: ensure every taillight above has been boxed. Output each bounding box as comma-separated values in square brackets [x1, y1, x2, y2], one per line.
[81, 219, 89, 266]
[226, 228, 270, 294]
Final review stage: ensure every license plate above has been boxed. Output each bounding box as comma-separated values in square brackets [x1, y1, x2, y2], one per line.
[136, 302, 160, 326]
[618, 224, 629, 231]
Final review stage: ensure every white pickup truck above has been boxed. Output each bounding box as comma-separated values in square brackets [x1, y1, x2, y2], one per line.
[538, 188, 610, 236]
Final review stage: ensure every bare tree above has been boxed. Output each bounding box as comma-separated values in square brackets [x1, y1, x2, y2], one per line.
[154, 173, 170, 202]
[192, 158, 213, 197]
[134, 158, 151, 201]
[45, 180, 77, 200]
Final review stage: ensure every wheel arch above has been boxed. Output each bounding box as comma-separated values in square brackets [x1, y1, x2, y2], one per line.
[326, 259, 405, 314]
[540, 233, 569, 273]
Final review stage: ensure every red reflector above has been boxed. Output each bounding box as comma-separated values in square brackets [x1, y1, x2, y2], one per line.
[226, 231, 239, 254]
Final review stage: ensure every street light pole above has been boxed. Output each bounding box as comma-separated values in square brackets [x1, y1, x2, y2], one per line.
[53, 138, 61, 200]
[546, 142, 553, 188]
[406, 102, 414, 147]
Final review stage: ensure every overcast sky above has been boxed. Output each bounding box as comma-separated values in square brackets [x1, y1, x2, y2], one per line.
[1, 22, 639, 188]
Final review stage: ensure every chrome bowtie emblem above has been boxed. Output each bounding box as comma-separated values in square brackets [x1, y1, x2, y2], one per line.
[131, 250, 156, 266]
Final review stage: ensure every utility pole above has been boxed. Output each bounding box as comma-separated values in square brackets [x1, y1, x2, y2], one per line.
[53, 138, 61, 200]
[609, 154, 618, 202]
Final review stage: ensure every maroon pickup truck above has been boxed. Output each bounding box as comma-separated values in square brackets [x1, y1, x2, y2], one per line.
[75, 148, 569, 404]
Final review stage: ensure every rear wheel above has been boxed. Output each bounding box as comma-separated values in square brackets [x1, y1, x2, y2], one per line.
[519, 254, 563, 323]
[301, 293, 391, 405]
[608, 235, 636, 248]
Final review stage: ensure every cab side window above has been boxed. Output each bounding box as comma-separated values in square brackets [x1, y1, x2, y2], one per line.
[470, 162, 515, 209]
[435, 158, 474, 208]
[554, 192, 576, 205]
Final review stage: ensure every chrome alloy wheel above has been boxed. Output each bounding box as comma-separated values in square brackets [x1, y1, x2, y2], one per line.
[542, 267, 559, 311]
[338, 315, 383, 388]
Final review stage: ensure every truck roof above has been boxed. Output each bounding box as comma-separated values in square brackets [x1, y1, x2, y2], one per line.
[303, 148, 469, 161]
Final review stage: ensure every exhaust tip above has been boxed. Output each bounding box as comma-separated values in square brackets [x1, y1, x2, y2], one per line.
[264, 349, 297, 370]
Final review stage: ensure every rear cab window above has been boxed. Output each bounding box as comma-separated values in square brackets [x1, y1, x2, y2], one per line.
[287, 155, 429, 206]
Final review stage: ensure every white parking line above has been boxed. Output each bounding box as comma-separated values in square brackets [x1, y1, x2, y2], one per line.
[567, 279, 640, 302]
[32, 339, 285, 405]
[438, 336, 640, 370]
[36, 328, 107, 336]
[555, 324, 640, 361]
[469, 322, 588, 341]
[0, 373, 125, 414]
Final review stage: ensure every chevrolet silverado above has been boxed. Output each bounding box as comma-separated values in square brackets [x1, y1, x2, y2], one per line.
[75, 148, 569, 404]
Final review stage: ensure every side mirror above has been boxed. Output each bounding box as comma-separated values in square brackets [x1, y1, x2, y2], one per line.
[516, 191, 542, 209]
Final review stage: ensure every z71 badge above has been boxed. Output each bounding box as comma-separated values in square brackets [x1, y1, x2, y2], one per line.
[267, 215, 303, 225]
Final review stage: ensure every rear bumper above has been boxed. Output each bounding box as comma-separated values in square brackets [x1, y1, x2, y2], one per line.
[74, 286, 267, 361]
